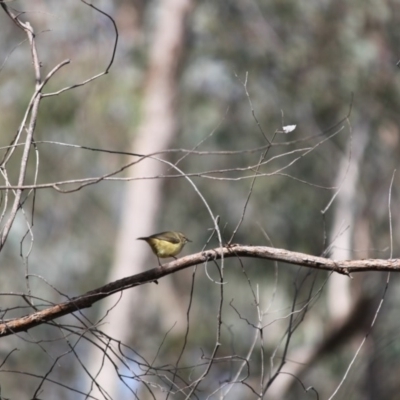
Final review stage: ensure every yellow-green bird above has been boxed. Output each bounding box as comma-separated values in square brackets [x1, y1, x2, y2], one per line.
[137, 231, 191, 266]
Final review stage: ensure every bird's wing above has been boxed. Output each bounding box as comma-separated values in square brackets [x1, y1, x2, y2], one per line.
[151, 232, 180, 244]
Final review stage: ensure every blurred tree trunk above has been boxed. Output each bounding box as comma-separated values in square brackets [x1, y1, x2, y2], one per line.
[87, 0, 193, 397]
[326, 124, 368, 319]
[269, 125, 369, 399]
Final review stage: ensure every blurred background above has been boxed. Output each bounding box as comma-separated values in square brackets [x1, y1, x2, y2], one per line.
[1, 0, 400, 399]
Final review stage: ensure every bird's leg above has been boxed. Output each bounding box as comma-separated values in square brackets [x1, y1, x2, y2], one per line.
[153, 257, 161, 284]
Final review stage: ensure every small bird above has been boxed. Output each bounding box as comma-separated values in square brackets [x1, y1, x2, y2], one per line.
[137, 231, 191, 266]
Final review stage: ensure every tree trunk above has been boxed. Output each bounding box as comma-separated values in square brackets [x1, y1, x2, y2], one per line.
[87, 0, 193, 397]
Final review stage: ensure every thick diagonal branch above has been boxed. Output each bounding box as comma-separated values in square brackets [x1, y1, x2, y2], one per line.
[0, 245, 398, 337]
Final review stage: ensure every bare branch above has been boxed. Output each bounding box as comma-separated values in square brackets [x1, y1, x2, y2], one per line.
[0, 245, 399, 337]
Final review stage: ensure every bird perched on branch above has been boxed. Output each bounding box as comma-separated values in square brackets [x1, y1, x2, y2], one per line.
[137, 231, 191, 266]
